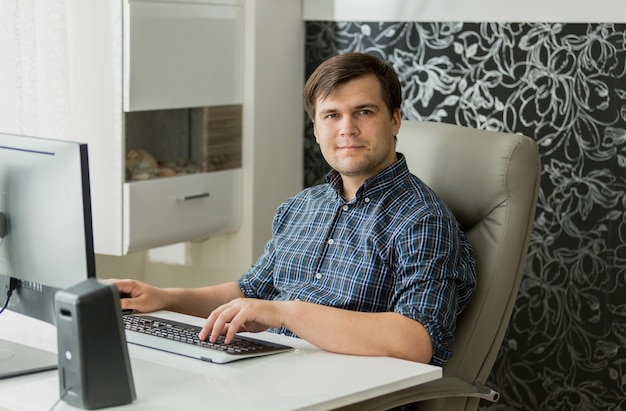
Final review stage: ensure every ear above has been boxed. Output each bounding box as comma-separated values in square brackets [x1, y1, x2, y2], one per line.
[391, 109, 401, 136]
[312, 121, 320, 144]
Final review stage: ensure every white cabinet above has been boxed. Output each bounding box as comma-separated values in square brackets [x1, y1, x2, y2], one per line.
[65, 0, 244, 255]
[124, 0, 244, 111]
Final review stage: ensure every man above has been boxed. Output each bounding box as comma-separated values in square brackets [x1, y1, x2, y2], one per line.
[115, 52, 476, 366]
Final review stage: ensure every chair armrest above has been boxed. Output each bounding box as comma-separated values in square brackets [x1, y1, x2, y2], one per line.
[334, 377, 499, 411]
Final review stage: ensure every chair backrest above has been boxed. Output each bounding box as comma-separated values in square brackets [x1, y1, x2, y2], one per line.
[397, 121, 540, 385]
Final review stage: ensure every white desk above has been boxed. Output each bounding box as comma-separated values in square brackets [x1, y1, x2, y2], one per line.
[0, 310, 441, 410]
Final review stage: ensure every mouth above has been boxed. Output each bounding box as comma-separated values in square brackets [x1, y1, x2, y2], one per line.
[335, 146, 365, 156]
[337, 144, 365, 150]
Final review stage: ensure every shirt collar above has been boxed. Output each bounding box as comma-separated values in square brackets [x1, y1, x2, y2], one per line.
[324, 153, 410, 200]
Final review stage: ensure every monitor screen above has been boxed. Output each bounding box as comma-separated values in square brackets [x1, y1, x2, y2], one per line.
[0, 132, 96, 378]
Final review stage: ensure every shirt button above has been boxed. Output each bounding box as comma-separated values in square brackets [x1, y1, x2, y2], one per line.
[315, 273, 322, 279]
[342, 204, 349, 211]
[327, 239, 334, 245]
[364, 197, 370, 203]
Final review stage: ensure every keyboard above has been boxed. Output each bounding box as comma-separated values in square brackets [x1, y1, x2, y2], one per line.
[123, 314, 293, 364]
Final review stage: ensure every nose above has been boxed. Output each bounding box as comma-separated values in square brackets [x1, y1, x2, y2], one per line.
[339, 116, 358, 137]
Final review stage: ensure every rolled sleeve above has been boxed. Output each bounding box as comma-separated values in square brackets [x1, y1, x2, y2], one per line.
[393, 213, 477, 366]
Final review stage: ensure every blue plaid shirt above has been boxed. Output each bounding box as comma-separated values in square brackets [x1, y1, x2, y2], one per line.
[238, 154, 476, 365]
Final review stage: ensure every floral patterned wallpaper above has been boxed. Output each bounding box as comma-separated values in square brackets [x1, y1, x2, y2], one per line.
[304, 22, 626, 410]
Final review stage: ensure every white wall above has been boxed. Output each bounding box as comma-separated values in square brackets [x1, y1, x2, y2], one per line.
[303, 0, 626, 22]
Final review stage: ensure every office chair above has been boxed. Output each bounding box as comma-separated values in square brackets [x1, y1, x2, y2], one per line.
[340, 121, 541, 411]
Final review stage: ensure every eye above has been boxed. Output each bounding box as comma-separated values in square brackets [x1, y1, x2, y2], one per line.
[324, 113, 339, 119]
[358, 109, 373, 115]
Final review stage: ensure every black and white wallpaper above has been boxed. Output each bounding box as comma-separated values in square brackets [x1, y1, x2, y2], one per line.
[304, 22, 626, 410]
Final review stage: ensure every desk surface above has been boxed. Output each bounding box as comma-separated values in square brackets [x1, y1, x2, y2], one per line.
[0, 310, 441, 411]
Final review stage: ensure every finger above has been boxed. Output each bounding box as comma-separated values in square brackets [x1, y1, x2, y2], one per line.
[199, 308, 224, 341]
[120, 294, 142, 313]
[211, 305, 243, 343]
[211, 308, 236, 343]
[224, 313, 245, 344]
[221, 303, 256, 343]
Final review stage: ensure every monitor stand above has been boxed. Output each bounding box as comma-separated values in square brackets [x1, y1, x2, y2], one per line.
[0, 339, 57, 379]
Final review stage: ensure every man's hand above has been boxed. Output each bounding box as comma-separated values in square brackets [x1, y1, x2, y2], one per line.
[199, 298, 285, 343]
[111, 279, 172, 314]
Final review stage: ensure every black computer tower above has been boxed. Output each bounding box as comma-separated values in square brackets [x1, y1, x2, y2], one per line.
[54, 279, 136, 409]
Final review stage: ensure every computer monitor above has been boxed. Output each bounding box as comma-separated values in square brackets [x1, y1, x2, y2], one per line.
[0, 132, 96, 378]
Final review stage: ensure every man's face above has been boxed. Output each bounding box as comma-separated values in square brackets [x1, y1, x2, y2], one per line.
[313, 74, 401, 183]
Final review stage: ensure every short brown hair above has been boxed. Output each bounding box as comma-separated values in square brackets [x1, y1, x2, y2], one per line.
[303, 52, 402, 121]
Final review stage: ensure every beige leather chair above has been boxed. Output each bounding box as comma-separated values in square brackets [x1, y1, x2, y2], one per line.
[340, 121, 541, 411]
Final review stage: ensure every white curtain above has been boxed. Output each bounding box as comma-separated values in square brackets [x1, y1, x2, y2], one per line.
[0, 0, 72, 139]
